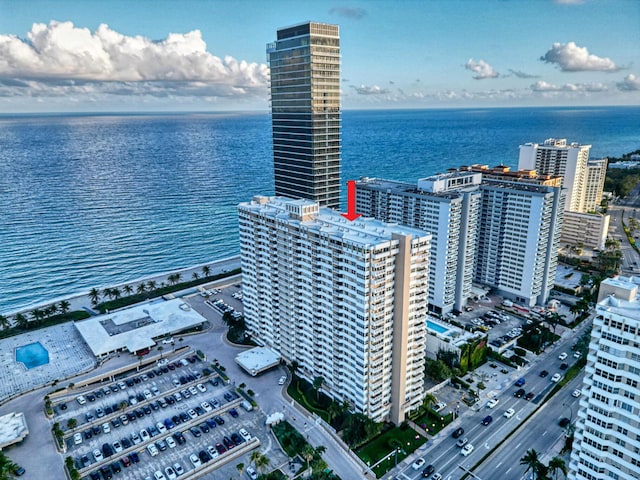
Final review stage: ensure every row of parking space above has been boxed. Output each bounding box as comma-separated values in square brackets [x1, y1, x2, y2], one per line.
[58, 356, 207, 435]
[205, 298, 242, 320]
[49, 355, 262, 480]
[66, 373, 238, 458]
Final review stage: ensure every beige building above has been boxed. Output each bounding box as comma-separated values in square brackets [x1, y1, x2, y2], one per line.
[584, 158, 608, 212]
[561, 211, 610, 251]
[238, 196, 431, 424]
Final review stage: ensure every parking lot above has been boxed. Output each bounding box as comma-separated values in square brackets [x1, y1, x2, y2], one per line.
[52, 354, 270, 480]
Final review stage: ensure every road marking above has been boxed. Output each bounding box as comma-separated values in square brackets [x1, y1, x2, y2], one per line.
[542, 430, 547, 436]
[485, 442, 490, 449]
[515, 442, 521, 449]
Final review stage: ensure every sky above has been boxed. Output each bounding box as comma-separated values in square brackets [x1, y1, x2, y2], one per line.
[0, 0, 639, 112]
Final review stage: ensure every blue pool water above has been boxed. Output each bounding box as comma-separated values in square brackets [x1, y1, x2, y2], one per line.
[426, 320, 450, 335]
[16, 342, 50, 369]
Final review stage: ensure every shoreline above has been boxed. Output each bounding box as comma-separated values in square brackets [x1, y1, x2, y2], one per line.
[3, 255, 241, 318]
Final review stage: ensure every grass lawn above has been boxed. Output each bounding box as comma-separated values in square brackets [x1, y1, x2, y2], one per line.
[287, 377, 332, 423]
[356, 426, 427, 477]
[412, 410, 453, 436]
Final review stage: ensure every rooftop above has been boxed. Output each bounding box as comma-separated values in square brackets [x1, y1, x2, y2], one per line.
[235, 346, 281, 376]
[0, 412, 28, 449]
[75, 299, 206, 357]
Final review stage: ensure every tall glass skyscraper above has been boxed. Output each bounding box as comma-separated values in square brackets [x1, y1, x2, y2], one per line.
[267, 22, 341, 209]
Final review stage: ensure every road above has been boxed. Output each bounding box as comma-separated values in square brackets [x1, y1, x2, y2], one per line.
[608, 182, 640, 275]
[391, 318, 591, 480]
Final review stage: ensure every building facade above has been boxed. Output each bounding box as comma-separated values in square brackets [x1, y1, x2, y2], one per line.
[238, 196, 431, 424]
[267, 22, 341, 209]
[584, 158, 608, 212]
[561, 211, 609, 251]
[357, 166, 563, 308]
[569, 277, 640, 480]
[356, 174, 481, 315]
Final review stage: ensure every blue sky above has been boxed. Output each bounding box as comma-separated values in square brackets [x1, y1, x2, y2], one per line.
[0, 0, 638, 112]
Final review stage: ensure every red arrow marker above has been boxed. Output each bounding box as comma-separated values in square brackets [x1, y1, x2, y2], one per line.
[341, 180, 362, 221]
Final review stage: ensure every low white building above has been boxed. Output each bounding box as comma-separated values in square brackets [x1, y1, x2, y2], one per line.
[75, 299, 206, 357]
[0, 412, 28, 449]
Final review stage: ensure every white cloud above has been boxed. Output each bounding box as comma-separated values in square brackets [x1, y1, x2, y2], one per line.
[351, 84, 389, 95]
[540, 42, 618, 72]
[530, 80, 608, 93]
[0, 21, 269, 98]
[617, 74, 640, 91]
[465, 59, 499, 80]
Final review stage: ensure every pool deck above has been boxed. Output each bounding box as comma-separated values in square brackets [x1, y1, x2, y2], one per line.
[0, 323, 95, 404]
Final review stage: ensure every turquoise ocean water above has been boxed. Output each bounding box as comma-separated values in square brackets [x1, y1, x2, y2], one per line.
[1, 107, 639, 314]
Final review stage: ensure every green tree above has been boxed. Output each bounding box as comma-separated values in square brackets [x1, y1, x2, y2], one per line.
[174, 272, 182, 284]
[167, 274, 177, 285]
[89, 288, 101, 306]
[301, 444, 315, 470]
[312, 376, 325, 400]
[158, 346, 164, 359]
[250, 451, 270, 474]
[123, 284, 133, 296]
[0, 451, 19, 478]
[147, 280, 157, 291]
[111, 287, 121, 299]
[520, 449, 543, 480]
[342, 413, 380, 447]
[136, 283, 146, 295]
[425, 358, 452, 381]
[0, 315, 9, 330]
[236, 463, 245, 477]
[192, 272, 199, 281]
[202, 265, 211, 277]
[59, 300, 71, 314]
[14, 313, 28, 329]
[67, 418, 77, 430]
[103, 287, 114, 300]
[327, 400, 340, 424]
[422, 392, 437, 411]
[289, 360, 300, 378]
[548, 456, 567, 480]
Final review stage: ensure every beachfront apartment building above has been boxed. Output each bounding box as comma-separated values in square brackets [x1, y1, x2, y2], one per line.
[238, 196, 431, 424]
[561, 211, 609, 251]
[267, 22, 341, 209]
[357, 166, 563, 309]
[568, 276, 640, 480]
[584, 158, 608, 212]
[356, 173, 481, 316]
[519, 138, 591, 212]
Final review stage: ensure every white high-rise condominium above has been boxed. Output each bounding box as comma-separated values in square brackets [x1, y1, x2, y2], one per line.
[356, 173, 481, 315]
[238, 196, 431, 424]
[584, 158, 608, 212]
[569, 277, 640, 480]
[267, 22, 341, 209]
[519, 138, 592, 212]
[357, 166, 563, 309]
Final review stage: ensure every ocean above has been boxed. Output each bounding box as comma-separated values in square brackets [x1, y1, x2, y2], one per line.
[1, 106, 639, 315]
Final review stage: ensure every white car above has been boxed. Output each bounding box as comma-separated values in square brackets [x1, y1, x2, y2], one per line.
[239, 428, 252, 442]
[112, 440, 123, 453]
[76, 395, 86, 405]
[487, 398, 499, 408]
[189, 386, 198, 396]
[207, 445, 220, 459]
[201, 401, 213, 412]
[187, 409, 198, 419]
[117, 381, 127, 390]
[143, 389, 153, 400]
[173, 463, 184, 476]
[411, 458, 426, 470]
[93, 449, 103, 461]
[461, 444, 475, 456]
[503, 408, 515, 418]
[153, 471, 166, 480]
[551, 373, 562, 383]
[558, 352, 568, 360]
[156, 422, 167, 434]
[131, 431, 142, 444]
[573, 351, 582, 358]
[166, 436, 177, 449]
[189, 453, 201, 468]
[433, 401, 447, 412]
[246, 466, 258, 480]
[147, 443, 159, 457]
[456, 437, 468, 448]
[140, 429, 150, 441]
[278, 375, 287, 385]
[73, 432, 83, 445]
[196, 383, 207, 393]
[572, 389, 581, 397]
[102, 422, 111, 434]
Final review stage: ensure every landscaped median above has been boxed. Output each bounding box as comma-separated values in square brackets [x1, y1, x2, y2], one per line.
[356, 425, 427, 478]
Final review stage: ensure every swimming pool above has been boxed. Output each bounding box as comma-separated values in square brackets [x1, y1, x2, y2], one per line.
[426, 319, 451, 335]
[15, 342, 50, 369]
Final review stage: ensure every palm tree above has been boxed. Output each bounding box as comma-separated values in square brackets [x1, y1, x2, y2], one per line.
[289, 359, 300, 378]
[103, 287, 113, 300]
[167, 274, 177, 285]
[301, 444, 315, 470]
[59, 300, 70, 314]
[192, 272, 199, 281]
[158, 346, 164, 359]
[202, 265, 211, 277]
[174, 272, 182, 284]
[30, 308, 43, 323]
[313, 376, 325, 401]
[147, 280, 157, 291]
[520, 449, 543, 480]
[46, 304, 58, 317]
[123, 284, 133, 296]
[111, 287, 121, 299]
[422, 393, 437, 411]
[89, 288, 101, 306]
[252, 452, 270, 474]
[15, 313, 28, 329]
[548, 456, 567, 480]
[0, 451, 19, 477]
[0, 315, 9, 330]
[235, 463, 245, 477]
[136, 283, 146, 295]
[327, 400, 340, 424]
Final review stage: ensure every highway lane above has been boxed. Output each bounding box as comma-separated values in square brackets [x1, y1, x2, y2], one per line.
[472, 373, 583, 480]
[392, 319, 590, 480]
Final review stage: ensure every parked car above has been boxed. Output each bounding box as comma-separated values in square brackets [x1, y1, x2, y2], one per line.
[551, 373, 562, 382]
[572, 389, 581, 397]
[558, 352, 568, 360]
